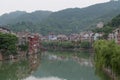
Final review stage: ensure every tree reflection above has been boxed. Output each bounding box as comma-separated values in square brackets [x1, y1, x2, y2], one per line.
[0, 54, 41, 80]
[95, 68, 112, 80]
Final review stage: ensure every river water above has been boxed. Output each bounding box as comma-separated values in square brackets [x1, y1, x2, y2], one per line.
[0, 50, 111, 80]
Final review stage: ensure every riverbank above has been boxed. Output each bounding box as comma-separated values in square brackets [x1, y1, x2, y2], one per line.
[103, 68, 118, 80]
[41, 41, 93, 52]
[94, 40, 120, 80]
[44, 47, 93, 52]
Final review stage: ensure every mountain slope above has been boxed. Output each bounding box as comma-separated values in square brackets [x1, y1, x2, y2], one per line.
[0, 1, 120, 35]
[40, 1, 120, 34]
[0, 11, 52, 25]
[0, 11, 26, 25]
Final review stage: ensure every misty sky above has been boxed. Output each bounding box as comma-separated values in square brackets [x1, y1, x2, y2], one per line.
[0, 0, 110, 15]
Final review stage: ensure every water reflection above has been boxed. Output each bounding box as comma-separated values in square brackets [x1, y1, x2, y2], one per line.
[0, 51, 111, 80]
[72, 56, 93, 67]
[32, 51, 99, 80]
[48, 54, 69, 61]
[0, 54, 40, 80]
[28, 54, 40, 74]
[24, 76, 66, 80]
[46, 51, 93, 67]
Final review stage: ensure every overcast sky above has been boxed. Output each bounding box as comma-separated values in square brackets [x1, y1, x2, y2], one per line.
[0, 0, 110, 15]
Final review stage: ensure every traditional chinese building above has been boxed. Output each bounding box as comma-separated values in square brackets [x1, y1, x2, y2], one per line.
[28, 34, 41, 54]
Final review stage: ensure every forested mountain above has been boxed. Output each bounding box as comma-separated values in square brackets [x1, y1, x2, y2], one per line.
[0, 11, 52, 25]
[0, 11, 27, 24]
[0, 0, 120, 35]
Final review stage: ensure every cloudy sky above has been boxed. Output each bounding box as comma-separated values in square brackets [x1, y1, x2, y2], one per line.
[0, 0, 110, 15]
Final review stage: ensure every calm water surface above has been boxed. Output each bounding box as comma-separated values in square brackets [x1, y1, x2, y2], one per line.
[0, 50, 111, 80]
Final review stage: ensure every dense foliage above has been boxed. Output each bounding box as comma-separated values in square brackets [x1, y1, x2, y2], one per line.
[80, 41, 91, 49]
[94, 40, 120, 79]
[1, 1, 120, 35]
[0, 33, 18, 56]
[108, 14, 120, 27]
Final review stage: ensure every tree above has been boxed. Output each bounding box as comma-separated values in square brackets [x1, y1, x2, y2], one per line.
[0, 33, 18, 56]
[80, 41, 91, 49]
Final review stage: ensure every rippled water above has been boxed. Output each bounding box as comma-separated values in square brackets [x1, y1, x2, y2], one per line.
[0, 50, 110, 80]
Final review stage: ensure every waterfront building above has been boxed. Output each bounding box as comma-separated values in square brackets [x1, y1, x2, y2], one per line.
[28, 34, 41, 54]
[57, 34, 68, 41]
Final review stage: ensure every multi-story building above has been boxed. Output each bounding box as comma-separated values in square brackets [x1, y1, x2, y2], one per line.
[28, 34, 41, 54]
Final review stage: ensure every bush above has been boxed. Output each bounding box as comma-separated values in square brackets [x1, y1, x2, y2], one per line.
[80, 41, 91, 49]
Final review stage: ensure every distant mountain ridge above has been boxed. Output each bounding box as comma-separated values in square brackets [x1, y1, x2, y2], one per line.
[0, 11, 27, 24]
[0, 11, 52, 25]
[0, 0, 120, 35]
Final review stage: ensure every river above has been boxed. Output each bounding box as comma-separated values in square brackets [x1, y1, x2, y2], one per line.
[0, 50, 111, 80]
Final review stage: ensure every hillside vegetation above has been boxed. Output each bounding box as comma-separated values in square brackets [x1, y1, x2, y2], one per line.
[93, 14, 120, 39]
[0, 1, 120, 35]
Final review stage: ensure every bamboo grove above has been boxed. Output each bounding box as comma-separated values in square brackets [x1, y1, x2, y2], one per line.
[94, 40, 120, 79]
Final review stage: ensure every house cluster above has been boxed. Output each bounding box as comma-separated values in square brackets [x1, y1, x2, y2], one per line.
[108, 27, 120, 44]
[41, 32, 103, 43]
[2, 23, 120, 55]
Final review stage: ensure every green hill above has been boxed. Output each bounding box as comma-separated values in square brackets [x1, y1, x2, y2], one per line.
[92, 13, 120, 39]
[0, 0, 120, 35]
[0, 11, 52, 25]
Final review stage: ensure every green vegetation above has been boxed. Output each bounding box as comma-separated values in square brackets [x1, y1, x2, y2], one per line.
[94, 40, 120, 79]
[0, 33, 18, 56]
[42, 41, 91, 50]
[108, 14, 120, 27]
[93, 14, 120, 39]
[42, 41, 75, 50]
[18, 43, 28, 51]
[93, 13, 120, 79]
[80, 41, 91, 49]
[0, 59, 30, 80]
